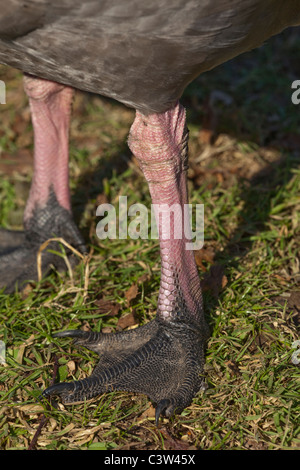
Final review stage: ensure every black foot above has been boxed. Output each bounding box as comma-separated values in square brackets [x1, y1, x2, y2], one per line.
[42, 318, 207, 424]
[0, 191, 87, 293]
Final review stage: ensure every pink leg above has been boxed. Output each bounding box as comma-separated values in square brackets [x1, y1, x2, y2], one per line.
[23, 74, 74, 222]
[43, 103, 208, 423]
[128, 102, 206, 329]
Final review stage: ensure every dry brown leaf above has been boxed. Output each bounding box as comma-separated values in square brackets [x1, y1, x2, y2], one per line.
[94, 298, 120, 317]
[160, 427, 191, 451]
[117, 311, 138, 330]
[125, 284, 138, 304]
[139, 404, 156, 420]
[194, 246, 215, 271]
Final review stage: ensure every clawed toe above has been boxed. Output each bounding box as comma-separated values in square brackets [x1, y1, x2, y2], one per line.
[42, 319, 207, 423]
[0, 228, 26, 254]
[0, 239, 77, 293]
[0, 242, 41, 293]
[155, 399, 173, 425]
[0, 192, 87, 293]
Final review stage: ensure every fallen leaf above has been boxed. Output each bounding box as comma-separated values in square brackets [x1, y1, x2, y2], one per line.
[125, 284, 138, 304]
[160, 428, 191, 451]
[94, 298, 120, 317]
[194, 246, 215, 271]
[139, 404, 156, 420]
[117, 311, 138, 330]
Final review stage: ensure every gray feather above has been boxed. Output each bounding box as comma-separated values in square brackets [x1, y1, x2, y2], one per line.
[0, 0, 299, 113]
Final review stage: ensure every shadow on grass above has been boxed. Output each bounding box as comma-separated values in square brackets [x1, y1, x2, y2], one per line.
[70, 129, 132, 241]
[202, 149, 299, 329]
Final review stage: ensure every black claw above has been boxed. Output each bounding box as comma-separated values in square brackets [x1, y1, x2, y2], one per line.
[52, 329, 103, 350]
[53, 329, 88, 339]
[155, 398, 171, 426]
[42, 381, 75, 400]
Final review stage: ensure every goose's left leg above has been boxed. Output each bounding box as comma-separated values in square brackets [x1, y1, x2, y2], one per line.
[43, 102, 209, 423]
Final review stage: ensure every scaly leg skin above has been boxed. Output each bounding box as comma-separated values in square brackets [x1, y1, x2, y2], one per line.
[43, 102, 209, 424]
[0, 75, 86, 293]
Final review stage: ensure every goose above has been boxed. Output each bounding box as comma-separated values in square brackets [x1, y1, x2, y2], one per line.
[0, 1, 299, 424]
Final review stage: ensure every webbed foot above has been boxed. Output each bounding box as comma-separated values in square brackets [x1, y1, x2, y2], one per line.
[43, 318, 208, 424]
[0, 191, 86, 293]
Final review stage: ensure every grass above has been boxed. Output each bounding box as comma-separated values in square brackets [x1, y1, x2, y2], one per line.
[0, 28, 300, 450]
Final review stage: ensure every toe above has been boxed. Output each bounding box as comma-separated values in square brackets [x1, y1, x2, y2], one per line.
[0, 228, 25, 252]
[43, 319, 207, 422]
[42, 382, 76, 403]
[155, 399, 172, 425]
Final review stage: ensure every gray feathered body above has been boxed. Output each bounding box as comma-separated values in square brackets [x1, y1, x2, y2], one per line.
[0, 0, 299, 113]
